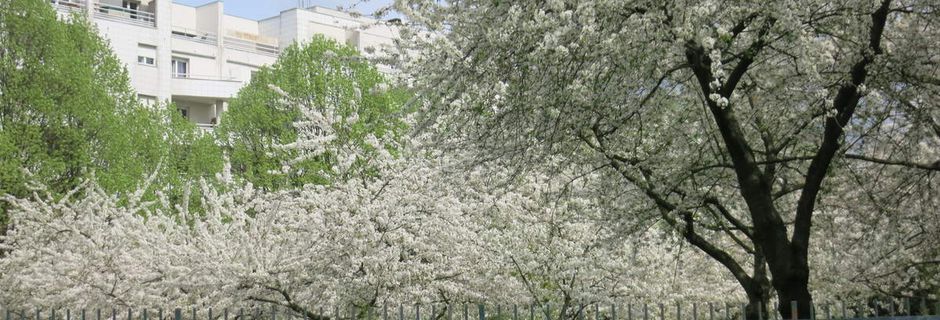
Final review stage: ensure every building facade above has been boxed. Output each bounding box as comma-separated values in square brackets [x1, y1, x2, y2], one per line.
[49, 0, 398, 131]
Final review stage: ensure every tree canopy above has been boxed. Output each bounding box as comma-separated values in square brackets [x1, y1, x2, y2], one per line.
[216, 35, 409, 190]
[0, 0, 223, 227]
[394, 0, 940, 318]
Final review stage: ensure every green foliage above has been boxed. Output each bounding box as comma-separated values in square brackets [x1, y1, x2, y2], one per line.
[216, 35, 409, 190]
[0, 0, 223, 224]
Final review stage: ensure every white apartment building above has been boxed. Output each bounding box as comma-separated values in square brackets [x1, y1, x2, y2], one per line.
[48, 0, 398, 131]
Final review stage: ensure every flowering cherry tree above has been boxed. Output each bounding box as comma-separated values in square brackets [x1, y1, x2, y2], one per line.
[392, 0, 940, 318]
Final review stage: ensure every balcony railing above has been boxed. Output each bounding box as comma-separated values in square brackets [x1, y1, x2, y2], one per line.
[196, 123, 215, 133]
[224, 37, 279, 56]
[50, 0, 85, 13]
[172, 27, 218, 46]
[93, 2, 155, 28]
[172, 73, 238, 81]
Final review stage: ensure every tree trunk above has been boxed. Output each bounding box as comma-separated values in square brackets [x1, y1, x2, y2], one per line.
[744, 289, 771, 320]
[775, 275, 813, 320]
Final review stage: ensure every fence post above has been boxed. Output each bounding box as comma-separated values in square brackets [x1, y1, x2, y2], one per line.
[463, 304, 468, 320]
[676, 302, 681, 320]
[643, 304, 648, 320]
[692, 303, 697, 320]
[448, 305, 453, 320]
[128, 310, 132, 320]
[613, 305, 617, 320]
[417, 304, 421, 320]
[658, 304, 663, 320]
[628, 303, 632, 320]
[174, 309, 181, 320]
[789, 302, 796, 320]
[595, 304, 600, 320]
[478, 304, 485, 320]
[740, 304, 746, 320]
[82, 310, 86, 320]
[514, 305, 518, 320]
[708, 303, 713, 320]
[158, 309, 162, 320]
[191, 309, 195, 320]
[810, 301, 815, 320]
[399, 305, 404, 320]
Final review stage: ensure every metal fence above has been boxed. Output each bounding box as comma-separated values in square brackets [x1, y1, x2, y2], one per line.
[2, 300, 939, 320]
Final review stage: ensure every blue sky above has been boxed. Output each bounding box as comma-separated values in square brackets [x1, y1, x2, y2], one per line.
[172, 0, 395, 20]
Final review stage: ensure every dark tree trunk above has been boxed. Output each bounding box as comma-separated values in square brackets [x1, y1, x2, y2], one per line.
[775, 280, 813, 320]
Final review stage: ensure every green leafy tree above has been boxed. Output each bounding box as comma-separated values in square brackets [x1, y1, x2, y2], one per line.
[0, 0, 223, 230]
[217, 35, 408, 190]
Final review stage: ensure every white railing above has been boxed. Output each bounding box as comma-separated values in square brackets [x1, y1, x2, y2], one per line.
[172, 27, 218, 46]
[224, 37, 279, 56]
[196, 123, 215, 133]
[50, 0, 85, 13]
[92, 2, 155, 27]
[172, 73, 238, 81]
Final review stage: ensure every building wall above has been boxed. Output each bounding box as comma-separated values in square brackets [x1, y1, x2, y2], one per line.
[51, 0, 398, 128]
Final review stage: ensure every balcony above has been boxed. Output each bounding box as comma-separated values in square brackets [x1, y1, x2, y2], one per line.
[196, 123, 216, 133]
[172, 26, 218, 46]
[92, 2, 155, 28]
[50, 0, 85, 13]
[171, 74, 242, 99]
[224, 36, 279, 56]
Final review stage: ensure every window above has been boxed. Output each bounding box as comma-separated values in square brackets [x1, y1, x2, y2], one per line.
[138, 94, 157, 107]
[122, 1, 139, 10]
[137, 56, 155, 66]
[137, 44, 156, 66]
[171, 58, 189, 78]
[122, 0, 139, 20]
[178, 108, 188, 119]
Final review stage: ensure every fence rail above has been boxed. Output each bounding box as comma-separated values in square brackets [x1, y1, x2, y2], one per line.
[2, 300, 939, 320]
[49, 0, 85, 13]
[92, 2, 155, 28]
[224, 37, 280, 56]
[172, 27, 219, 46]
